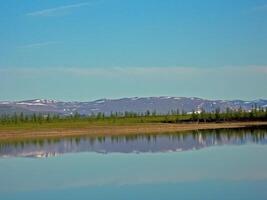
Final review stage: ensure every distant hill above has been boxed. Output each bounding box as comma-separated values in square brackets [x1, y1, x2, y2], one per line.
[0, 97, 267, 116]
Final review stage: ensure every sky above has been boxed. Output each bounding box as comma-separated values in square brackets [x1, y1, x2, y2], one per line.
[0, 0, 267, 101]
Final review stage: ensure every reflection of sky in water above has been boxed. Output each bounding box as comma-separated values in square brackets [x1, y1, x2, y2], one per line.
[1, 128, 267, 200]
[1, 146, 267, 199]
[1, 128, 267, 157]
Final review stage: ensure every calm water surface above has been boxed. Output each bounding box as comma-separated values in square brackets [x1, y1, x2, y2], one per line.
[1, 127, 267, 200]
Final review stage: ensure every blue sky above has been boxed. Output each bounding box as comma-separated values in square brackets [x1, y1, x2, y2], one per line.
[1, 0, 267, 101]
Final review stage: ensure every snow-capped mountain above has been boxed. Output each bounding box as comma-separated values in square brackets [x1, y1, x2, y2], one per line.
[0, 97, 267, 116]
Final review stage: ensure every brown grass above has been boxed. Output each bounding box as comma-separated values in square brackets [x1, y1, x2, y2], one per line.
[0, 121, 267, 141]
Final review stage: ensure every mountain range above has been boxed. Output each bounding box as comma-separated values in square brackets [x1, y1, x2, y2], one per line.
[0, 97, 267, 116]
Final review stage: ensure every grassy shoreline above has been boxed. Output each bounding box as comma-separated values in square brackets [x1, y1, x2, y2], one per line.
[0, 121, 267, 141]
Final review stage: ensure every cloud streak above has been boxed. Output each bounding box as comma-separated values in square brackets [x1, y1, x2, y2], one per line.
[253, 4, 267, 12]
[1, 66, 266, 77]
[27, 2, 91, 17]
[0, 66, 203, 78]
[17, 41, 60, 49]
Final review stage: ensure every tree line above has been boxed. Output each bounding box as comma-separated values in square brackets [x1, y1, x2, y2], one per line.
[180, 107, 267, 123]
[0, 106, 267, 125]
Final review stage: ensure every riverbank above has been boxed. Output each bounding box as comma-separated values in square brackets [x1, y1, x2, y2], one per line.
[0, 121, 267, 141]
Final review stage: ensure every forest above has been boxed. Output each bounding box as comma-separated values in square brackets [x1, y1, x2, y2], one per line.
[1, 106, 267, 126]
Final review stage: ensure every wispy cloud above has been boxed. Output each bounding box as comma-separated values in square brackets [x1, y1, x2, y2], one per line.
[0, 67, 196, 79]
[1, 66, 266, 101]
[17, 41, 60, 49]
[253, 4, 267, 12]
[26, 2, 91, 17]
[254, 66, 267, 74]
[60, 66, 196, 77]
[47, 66, 267, 77]
[1, 66, 266, 76]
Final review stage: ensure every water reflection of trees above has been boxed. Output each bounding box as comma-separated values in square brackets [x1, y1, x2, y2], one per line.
[0, 127, 267, 156]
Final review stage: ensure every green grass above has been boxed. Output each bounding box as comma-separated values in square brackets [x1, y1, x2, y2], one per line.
[1, 108, 267, 131]
[0, 114, 192, 131]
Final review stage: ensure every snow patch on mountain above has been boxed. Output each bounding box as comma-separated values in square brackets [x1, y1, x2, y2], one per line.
[0, 101, 11, 105]
[16, 102, 46, 106]
[131, 97, 139, 100]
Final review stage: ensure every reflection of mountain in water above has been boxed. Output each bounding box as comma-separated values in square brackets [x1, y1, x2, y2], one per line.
[1, 128, 267, 158]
